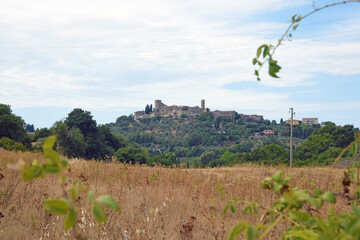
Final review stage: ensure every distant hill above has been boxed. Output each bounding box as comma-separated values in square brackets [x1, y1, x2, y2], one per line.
[107, 112, 318, 159]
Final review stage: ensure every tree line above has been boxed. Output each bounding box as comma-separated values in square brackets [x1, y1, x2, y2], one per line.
[0, 103, 357, 167]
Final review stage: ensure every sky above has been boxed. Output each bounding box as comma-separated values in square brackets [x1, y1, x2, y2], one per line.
[0, 0, 359, 128]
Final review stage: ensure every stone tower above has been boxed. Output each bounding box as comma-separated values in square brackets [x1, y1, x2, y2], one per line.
[201, 99, 205, 111]
[155, 99, 162, 112]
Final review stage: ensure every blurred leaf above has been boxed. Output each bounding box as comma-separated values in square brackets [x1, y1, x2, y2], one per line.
[282, 177, 291, 186]
[273, 182, 283, 194]
[313, 189, 323, 198]
[228, 222, 248, 240]
[23, 165, 43, 181]
[293, 24, 299, 30]
[44, 149, 60, 165]
[61, 160, 68, 169]
[92, 203, 107, 223]
[351, 142, 358, 156]
[70, 182, 79, 202]
[289, 210, 311, 225]
[272, 171, 282, 182]
[246, 225, 258, 240]
[284, 229, 318, 239]
[97, 195, 121, 212]
[65, 209, 77, 230]
[223, 205, 229, 215]
[322, 191, 336, 204]
[88, 190, 94, 204]
[230, 204, 236, 213]
[42, 135, 57, 151]
[44, 164, 60, 174]
[44, 199, 70, 216]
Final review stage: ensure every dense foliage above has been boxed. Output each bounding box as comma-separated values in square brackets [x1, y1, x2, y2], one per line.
[0, 137, 28, 152]
[294, 123, 355, 166]
[0, 104, 31, 148]
[107, 113, 324, 166]
[52, 108, 125, 160]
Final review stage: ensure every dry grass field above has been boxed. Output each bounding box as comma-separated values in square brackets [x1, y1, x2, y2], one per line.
[0, 148, 352, 240]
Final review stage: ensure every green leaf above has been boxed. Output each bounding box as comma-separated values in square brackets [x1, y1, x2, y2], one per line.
[254, 70, 259, 76]
[44, 164, 60, 174]
[252, 58, 257, 65]
[223, 205, 229, 215]
[61, 160, 68, 169]
[42, 135, 57, 151]
[230, 204, 236, 213]
[269, 210, 274, 223]
[289, 210, 311, 225]
[246, 225, 258, 240]
[272, 170, 282, 182]
[313, 189, 323, 198]
[44, 199, 70, 216]
[88, 190, 94, 204]
[44, 149, 60, 165]
[322, 191, 336, 204]
[92, 203, 107, 223]
[293, 24, 299, 31]
[268, 60, 281, 78]
[256, 46, 262, 58]
[65, 209, 77, 230]
[351, 142, 358, 156]
[282, 177, 291, 186]
[97, 195, 121, 212]
[23, 165, 44, 181]
[273, 182, 283, 194]
[296, 16, 302, 22]
[228, 222, 248, 240]
[70, 182, 79, 202]
[242, 206, 253, 216]
[293, 190, 312, 202]
[284, 229, 318, 239]
[263, 45, 269, 58]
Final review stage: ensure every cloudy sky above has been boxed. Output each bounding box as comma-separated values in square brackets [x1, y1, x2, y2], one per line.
[1, 0, 359, 128]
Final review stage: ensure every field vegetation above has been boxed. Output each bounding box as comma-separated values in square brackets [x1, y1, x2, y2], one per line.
[0, 148, 351, 239]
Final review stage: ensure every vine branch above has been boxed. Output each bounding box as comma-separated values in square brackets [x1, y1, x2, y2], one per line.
[254, 0, 360, 80]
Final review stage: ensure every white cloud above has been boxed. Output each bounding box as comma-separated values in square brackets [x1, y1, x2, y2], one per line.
[0, 0, 360, 126]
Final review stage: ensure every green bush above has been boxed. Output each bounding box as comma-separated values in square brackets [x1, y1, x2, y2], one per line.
[0, 137, 28, 152]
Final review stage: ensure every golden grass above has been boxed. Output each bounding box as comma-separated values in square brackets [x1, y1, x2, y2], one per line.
[0, 148, 351, 240]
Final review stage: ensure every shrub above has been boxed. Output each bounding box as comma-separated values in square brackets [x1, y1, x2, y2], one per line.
[0, 137, 28, 152]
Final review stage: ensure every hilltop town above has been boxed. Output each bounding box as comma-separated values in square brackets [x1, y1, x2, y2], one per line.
[134, 99, 263, 121]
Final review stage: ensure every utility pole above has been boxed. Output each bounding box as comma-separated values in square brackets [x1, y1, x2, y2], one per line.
[289, 108, 295, 167]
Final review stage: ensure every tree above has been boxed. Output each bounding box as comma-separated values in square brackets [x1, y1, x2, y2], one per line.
[114, 146, 149, 164]
[25, 124, 35, 132]
[31, 128, 51, 142]
[65, 108, 97, 136]
[0, 104, 31, 148]
[64, 108, 101, 159]
[52, 121, 87, 158]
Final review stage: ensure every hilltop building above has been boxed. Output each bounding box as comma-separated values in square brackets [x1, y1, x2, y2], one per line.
[302, 118, 318, 126]
[134, 99, 264, 122]
[285, 119, 300, 125]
